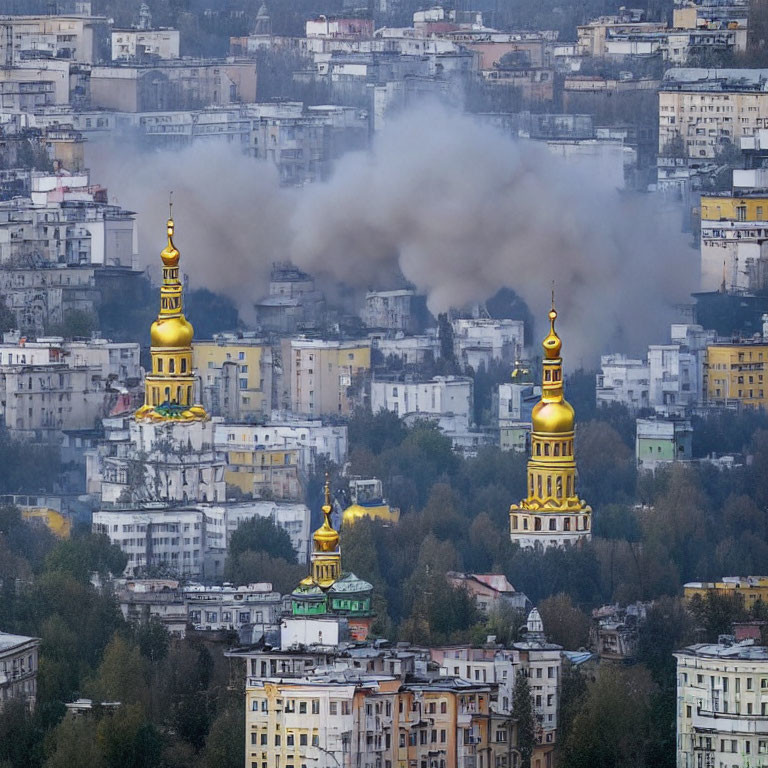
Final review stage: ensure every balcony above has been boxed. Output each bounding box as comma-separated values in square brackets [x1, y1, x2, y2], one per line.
[693, 709, 768, 735]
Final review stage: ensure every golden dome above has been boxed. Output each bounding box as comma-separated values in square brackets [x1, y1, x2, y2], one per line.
[150, 316, 194, 348]
[313, 476, 339, 552]
[531, 398, 574, 434]
[161, 219, 180, 267]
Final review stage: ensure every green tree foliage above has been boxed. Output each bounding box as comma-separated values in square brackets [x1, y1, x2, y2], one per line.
[228, 516, 297, 563]
[185, 289, 240, 339]
[561, 666, 657, 768]
[225, 550, 306, 595]
[45, 310, 97, 339]
[198, 698, 245, 768]
[537, 593, 590, 649]
[0, 699, 43, 768]
[44, 533, 127, 583]
[513, 669, 536, 768]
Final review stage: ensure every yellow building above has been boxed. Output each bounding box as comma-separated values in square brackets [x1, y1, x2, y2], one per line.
[509, 301, 592, 550]
[225, 446, 301, 500]
[684, 577, 768, 606]
[134, 213, 207, 424]
[289, 338, 371, 417]
[700, 194, 768, 222]
[704, 342, 768, 409]
[193, 338, 272, 419]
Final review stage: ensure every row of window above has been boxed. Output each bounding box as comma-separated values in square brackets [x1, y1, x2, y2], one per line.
[512, 514, 589, 532]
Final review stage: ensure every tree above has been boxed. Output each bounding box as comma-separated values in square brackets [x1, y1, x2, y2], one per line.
[0, 698, 43, 768]
[185, 288, 240, 339]
[538, 593, 590, 649]
[513, 669, 536, 768]
[86, 634, 150, 711]
[198, 700, 245, 768]
[561, 666, 656, 768]
[225, 550, 306, 595]
[44, 715, 104, 768]
[228, 517, 297, 563]
[46, 310, 97, 339]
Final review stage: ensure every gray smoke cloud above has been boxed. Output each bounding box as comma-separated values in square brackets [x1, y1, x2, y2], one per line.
[88, 105, 697, 365]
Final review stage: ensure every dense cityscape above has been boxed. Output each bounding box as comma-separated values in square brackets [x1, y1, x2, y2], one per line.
[2, 0, 768, 767]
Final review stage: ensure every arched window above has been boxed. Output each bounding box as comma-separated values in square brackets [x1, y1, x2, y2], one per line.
[169, 358, 175, 373]
[157, 358, 163, 373]
[176, 386, 182, 402]
[181, 358, 187, 373]
[536, 442, 541, 456]
[554, 444, 560, 456]
[549, 518, 556, 531]
[534, 517, 542, 531]
[556, 477, 562, 498]
[544, 443, 550, 456]
[564, 518, 571, 531]
[164, 386, 170, 401]
[537, 476, 542, 497]
[546, 476, 552, 496]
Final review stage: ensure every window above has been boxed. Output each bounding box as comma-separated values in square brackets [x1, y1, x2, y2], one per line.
[312, 700, 320, 714]
[298, 702, 306, 714]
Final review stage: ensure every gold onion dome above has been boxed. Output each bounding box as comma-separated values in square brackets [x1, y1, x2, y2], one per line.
[531, 302, 574, 435]
[313, 476, 340, 552]
[150, 217, 194, 348]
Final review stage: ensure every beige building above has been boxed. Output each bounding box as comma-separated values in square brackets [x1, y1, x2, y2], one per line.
[0, 15, 106, 65]
[90, 60, 258, 112]
[676, 639, 768, 768]
[659, 69, 768, 160]
[0, 632, 40, 711]
[111, 29, 180, 61]
[288, 338, 370, 417]
[194, 336, 272, 420]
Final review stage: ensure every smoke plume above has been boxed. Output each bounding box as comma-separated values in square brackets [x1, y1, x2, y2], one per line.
[88, 105, 697, 365]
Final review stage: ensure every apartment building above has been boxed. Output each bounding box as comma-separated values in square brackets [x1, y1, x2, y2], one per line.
[635, 417, 693, 471]
[0, 632, 40, 711]
[452, 319, 525, 371]
[194, 335, 273, 421]
[214, 419, 348, 474]
[675, 639, 768, 768]
[659, 69, 768, 161]
[684, 576, 768, 607]
[111, 29, 180, 61]
[289, 338, 370, 417]
[371, 375, 472, 430]
[704, 340, 768, 409]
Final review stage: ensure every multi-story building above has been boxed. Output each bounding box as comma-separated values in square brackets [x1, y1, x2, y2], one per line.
[370, 375, 473, 431]
[597, 325, 714, 415]
[214, 418, 348, 475]
[0, 632, 40, 711]
[684, 576, 768, 607]
[89, 60, 258, 112]
[0, 14, 107, 65]
[498, 380, 541, 453]
[224, 445, 301, 501]
[111, 29, 180, 61]
[577, 13, 667, 56]
[194, 334, 273, 421]
[675, 639, 768, 768]
[452, 318, 525, 371]
[361, 289, 418, 332]
[590, 602, 647, 662]
[445, 573, 529, 616]
[659, 69, 768, 161]
[370, 332, 439, 367]
[254, 262, 325, 334]
[511, 608, 563, 763]
[244, 673, 507, 768]
[704, 340, 768, 409]
[635, 417, 693, 471]
[700, 192, 768, 292]
[289, 338, 370, 417]
[510, 304, 592, 549]
[0, 334, 140, 439]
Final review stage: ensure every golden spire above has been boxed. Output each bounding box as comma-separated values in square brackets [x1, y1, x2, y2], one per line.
[313, 473, 340, 553]
[135, 204, 207, 423]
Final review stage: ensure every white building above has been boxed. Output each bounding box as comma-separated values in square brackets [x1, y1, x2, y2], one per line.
[675, 639, 768, 768]
[371, 376, 473, 431]
[93, 500, 310, 579]
[0, 15, 106, 65]
[214, 418, 348, 474]
[596, 354, 650, 410]
[452, 319, 525, 370]
[361, 289, 418, 332]
[498, 381, 541, 452]
[597, 325, 713, 415]
[370, 332, 439, 366]
[111, 29, 180, 61]
[0, 334, 140, 439]
[0, 632, 40, 711]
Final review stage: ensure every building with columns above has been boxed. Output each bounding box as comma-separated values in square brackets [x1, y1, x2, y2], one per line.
[509, 303, 592, 549]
